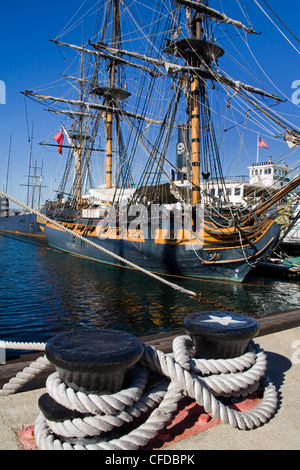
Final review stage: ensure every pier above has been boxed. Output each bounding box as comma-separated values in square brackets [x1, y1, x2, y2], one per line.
[0, 308, 300, 451]
[141, 308, 300, 352]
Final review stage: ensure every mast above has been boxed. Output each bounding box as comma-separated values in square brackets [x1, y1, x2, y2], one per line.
[165, 1, 224, 207]
[31, 161, 37, 209]
[26, 123, 34, 207]
[38, 158, 44, 209]
[105, 0, 119, 190]
[77, 46, 85, 201]
[106, 111, 113, 189]
[5, 134, 12, 194]
[190, 13, 202, 206]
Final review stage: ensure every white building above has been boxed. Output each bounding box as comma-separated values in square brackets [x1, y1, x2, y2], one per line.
[248, 157, 290, 189]
[201, 157, 291, 208]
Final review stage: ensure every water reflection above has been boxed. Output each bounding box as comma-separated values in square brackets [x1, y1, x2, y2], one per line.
[0, 234, 299, 345]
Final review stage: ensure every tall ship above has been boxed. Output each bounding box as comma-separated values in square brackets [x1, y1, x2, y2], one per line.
[23, 0, 300, 282]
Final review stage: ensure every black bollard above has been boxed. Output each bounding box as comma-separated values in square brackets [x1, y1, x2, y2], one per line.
[45, 329, 144, 393]
[184, 311, 260, 359]
[38, 329, 144, 435]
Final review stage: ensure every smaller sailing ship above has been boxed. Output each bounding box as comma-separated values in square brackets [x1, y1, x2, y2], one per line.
[0, 134, 45, 237]
[24, 0, 300, 281]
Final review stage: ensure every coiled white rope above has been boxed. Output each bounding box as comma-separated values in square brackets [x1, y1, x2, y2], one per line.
[142, 340, 277, 431]
[35, 380, 183, 451]
[0, 336, 278, 450]
[172, 336, 267, 397]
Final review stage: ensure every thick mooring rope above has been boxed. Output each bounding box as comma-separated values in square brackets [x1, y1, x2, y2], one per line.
[0, 340, 47, 396]
[0, 337, 278, 450]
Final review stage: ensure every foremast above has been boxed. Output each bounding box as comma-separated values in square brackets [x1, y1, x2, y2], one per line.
[88, 0, 132, 199]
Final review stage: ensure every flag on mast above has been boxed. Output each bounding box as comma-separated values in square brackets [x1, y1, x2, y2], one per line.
[53, 128, 64, 154]
[258, 137, 269, 149]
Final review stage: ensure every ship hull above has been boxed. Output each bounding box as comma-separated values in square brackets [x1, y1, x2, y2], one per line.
[43, 218, 280, 282]
[0, 213, 44, 237]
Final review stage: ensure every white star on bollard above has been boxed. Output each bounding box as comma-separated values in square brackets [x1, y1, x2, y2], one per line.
[201, 315, 246, 326]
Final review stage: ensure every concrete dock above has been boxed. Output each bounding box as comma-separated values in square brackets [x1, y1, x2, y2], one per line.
[168, 326, 300, 451]
[0, 322, 300, 451]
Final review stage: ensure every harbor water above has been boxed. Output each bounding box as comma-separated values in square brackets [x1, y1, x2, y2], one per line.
[0, 232, 300, 356]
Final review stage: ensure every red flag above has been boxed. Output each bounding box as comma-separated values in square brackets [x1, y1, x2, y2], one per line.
[53, 128, 64, 154]
[258, 137, 269, 149]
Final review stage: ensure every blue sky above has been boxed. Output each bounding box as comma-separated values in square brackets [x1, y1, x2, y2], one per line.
[0, 0, 299, 208]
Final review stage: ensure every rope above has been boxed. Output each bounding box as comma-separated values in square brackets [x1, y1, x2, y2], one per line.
[0, 341, 48, 396]
[0, 341, 46, 351]
[0, 356, 50, 396]
[141, 341, 277, 431]
[0, 336, 278, 449]
[35, 382, 182, 450]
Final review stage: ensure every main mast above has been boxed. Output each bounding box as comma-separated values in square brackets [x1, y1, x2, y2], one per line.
[165, 0, 224, 206]
[77, 46, 84, 200]
[190, 13, 202, 206]
[105, 0, 119, 190]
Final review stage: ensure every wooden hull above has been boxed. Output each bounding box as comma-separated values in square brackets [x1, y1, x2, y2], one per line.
[43, 216, 280, 282]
